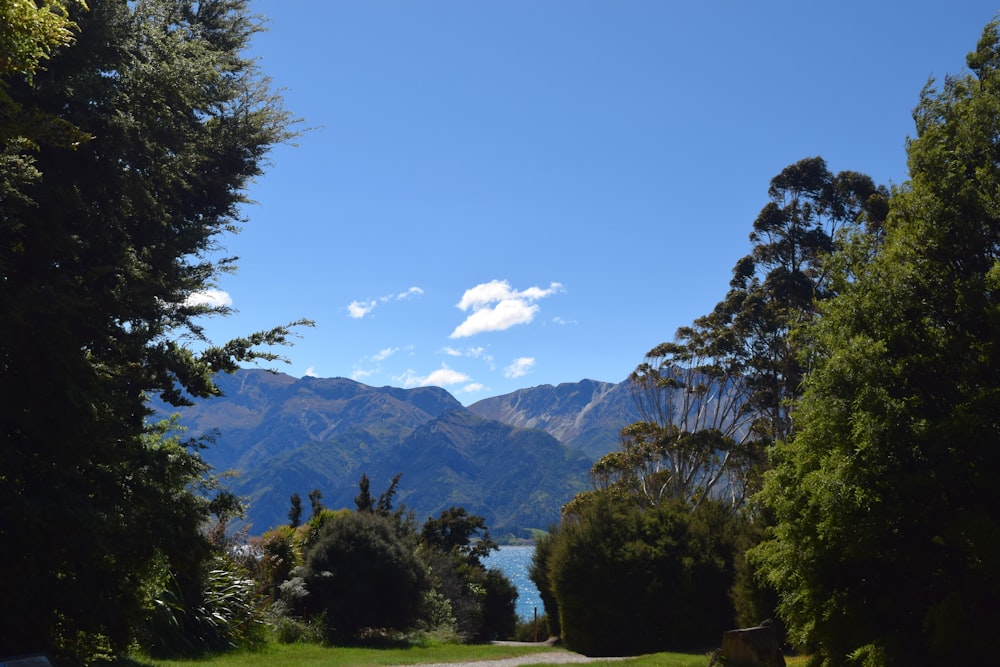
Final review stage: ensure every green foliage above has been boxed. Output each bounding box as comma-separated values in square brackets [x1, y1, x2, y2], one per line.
[421, 506, 498, 566]
[0, 0, 84, 79]
[546, 495, 741, 656]
[631, 158, 886, 478]
[308, 489, 324, 516]
[752, 19, 1000, 666]
[0, 0, 304, 661]
[419, 506, 518, 642]
[480, 568, 518, 641]
[251, 525, 301, 603]
[143, 556, 265, 657]
[528, 531, 561, 637]
[512, 614, 552, 642]
[298, 511, 428, 640]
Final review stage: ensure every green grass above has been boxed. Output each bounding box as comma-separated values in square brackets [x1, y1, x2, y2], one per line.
[133, 641, 559, 667]
[128, 641, 719, 667]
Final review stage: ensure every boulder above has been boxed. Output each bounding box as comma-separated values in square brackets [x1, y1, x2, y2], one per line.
[713, 623, 785, 667]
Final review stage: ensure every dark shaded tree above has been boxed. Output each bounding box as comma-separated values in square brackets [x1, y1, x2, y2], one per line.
[422, 506, 498, 566]
[752, 20, 1000, 666]
[420, 507, 517, 641]
[354, 473, 374, 513]
[355, 471, 403, 516]
[308, 488, 324, 517]
[0, 0, 304, 660]
[288, 492, 303, 529]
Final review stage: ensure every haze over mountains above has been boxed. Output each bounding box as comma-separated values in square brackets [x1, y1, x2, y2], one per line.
[155, 369, 640, 537]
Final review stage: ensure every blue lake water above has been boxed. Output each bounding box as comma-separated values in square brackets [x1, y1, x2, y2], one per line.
[482, 545, 543, 621]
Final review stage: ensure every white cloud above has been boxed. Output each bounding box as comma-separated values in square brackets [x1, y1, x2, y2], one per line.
[347, 299, 377, 319]
[450, 280, 564, 338]
[504, 357, 535, 379]
[397, 286, 424, 300]
[304, 366, 319, 377]
[185, 288, 233, 308]
[396, 364, 471, 389]
[461, 383, 485, 394]
[351, 367, 376, 381]
[347, 286, 424, 319]
[373, 347, 398, 361]
[441, 345, 486, 358]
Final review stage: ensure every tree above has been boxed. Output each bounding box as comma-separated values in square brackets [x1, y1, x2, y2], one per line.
[752, 20, 1000, 666]
[598, 350, 755, 511]
[621, 160, 886, 525]
[1, 0, 90, 206]
[288, 492, 303, 529]
[354, 471, 404, 515]
[308, 488, 324, 517]
[355, 473, 375, 513]
[420, 507, 517, 641]
[0, 0, 304, 660]
[421, 506, 498, 566]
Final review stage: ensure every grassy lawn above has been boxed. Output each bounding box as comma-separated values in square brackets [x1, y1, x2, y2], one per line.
[130, 641, 721, 667]
[135, 642, 561, 667]
[129, 639, 812, 667]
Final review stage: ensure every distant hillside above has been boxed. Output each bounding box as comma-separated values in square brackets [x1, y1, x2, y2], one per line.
[152, 369, 593, 537]
[468, 378, 640, 458]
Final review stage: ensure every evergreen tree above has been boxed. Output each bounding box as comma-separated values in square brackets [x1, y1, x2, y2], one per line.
[752, 20, 1000, 666]
[0, 0, 303, 660]
[288, 492, 303, 529]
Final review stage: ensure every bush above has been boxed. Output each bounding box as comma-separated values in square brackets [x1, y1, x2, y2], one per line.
[299, 511, 427, 640]
[270, 614, 325, 644]
[548, 495, 739, 656]
[480, 567, 518, 641]
[513, 614, 552, 642]
[143, 556, 265, 657]
[251, 525, 300, 602]
[528, 530, 561, 637]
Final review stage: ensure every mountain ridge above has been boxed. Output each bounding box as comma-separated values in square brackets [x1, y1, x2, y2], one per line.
[152, 369, 637, 536]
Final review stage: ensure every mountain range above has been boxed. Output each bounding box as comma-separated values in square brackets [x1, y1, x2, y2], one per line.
[153, 369, 640, 538]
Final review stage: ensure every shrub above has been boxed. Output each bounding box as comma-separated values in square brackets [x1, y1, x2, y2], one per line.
[528, 530, 561, 637]
[548, 495, 739, 656]
[300, 510, 427, 639]
[479, 567, 518, 641]
[513, 614, 552, 642]
[143, 556, 265, 657]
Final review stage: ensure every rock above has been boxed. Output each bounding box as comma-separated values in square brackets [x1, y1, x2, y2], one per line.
[715, 623, 785, 667]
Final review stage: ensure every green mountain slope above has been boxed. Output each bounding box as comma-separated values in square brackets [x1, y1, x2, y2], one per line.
[154, 369, 593, 536]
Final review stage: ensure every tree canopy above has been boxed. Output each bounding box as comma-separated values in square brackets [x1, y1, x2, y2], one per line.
[751, 19, 1000, 666]
[0, 0, 304, 660]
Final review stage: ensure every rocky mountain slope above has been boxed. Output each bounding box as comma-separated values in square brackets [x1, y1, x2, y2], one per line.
[467, 378, 639, 458]
[153, 369, 606, 537]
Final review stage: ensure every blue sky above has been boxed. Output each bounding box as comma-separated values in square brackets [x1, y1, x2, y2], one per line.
[193, 2, 998, 405]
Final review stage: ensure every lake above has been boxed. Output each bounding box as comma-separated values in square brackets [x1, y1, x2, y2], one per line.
[482, 545, 543, 621]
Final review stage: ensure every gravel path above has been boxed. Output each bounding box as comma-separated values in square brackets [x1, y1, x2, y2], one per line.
[387, 642, 628, 667]
[388, 652, 624, 667]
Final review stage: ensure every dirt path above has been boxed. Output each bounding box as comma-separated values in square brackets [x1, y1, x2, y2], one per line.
[387, 642, 628, 667]
[388, 652, 624, 667]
